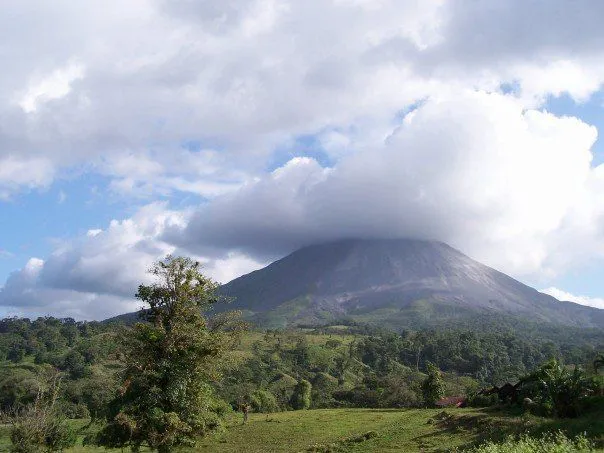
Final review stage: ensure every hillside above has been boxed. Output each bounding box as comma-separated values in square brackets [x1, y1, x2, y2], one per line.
[219, 238, 604, 329]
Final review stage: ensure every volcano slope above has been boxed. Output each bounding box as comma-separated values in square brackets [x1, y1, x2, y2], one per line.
[218, 238, 604, 330]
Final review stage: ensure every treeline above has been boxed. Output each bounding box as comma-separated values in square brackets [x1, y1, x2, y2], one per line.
[0, 315, 602, 417]
[216, 323, 602, 411]
[0, 317, 120, 417]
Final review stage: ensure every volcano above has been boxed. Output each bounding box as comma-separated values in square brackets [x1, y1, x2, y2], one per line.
[218, 239, 604, 329]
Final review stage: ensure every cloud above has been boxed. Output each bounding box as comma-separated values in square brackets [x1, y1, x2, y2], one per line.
[540, 287, 604, 310]
[0, 156, 55, 200]
[17, 61, 85, 113]
[2, 0, 604, 198]
[4, 1, 604, 317]
[3, 90, 604, 319]
[0, 203, 264, 319]
[173, 90, 602, 279]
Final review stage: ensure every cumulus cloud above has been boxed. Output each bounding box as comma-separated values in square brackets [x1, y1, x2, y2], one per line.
[3, 0, 604, 197]
[540, 287, 604, 310]
[0, 156, 55, 200]
[173, 90, 602, 279]
[4, 0, 604, 317]
[0, 203, 264, 319]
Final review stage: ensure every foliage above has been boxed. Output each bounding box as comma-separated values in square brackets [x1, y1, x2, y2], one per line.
[291, 379, 312, 410]
[95, 256, 245, 452]
[467, 431, 594, 453]
[422, 362, 446, 407]
[0, 312, 602, 430]
[594, 354, 604, 374]
[249, 389, 278, 413]
[518, 359, 596, 417]
[7, 371, 77, 453]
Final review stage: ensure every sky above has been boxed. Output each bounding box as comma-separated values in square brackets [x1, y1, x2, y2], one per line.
[2, 0, 604, 319]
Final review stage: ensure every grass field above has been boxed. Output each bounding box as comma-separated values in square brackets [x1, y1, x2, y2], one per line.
[2, 406, 601, 452]
[198, 408, 481, 452]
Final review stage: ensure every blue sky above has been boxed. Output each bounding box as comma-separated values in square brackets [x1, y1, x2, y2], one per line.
[2, 0, 604, 318]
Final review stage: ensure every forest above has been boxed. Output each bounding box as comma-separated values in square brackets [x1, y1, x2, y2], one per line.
[0, 257, 602, 452]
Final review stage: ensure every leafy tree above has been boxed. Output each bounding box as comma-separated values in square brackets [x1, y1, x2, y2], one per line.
[249, 389, 278, 413]
[594, 354, 604, 374]
[96, 256, 244, 452]
[422, 362, 445, 407]
[519, 359, 595, 417]
[291, 379, 312, 410]
[61, 350, 89, 379]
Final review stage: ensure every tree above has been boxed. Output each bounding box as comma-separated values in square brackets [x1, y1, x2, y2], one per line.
[594, 354, 604, 374]
[519, 359, 595, 417]
[8, 370, 76, 453]
[422, 362, 445, 407]
[96, 256, 245, 452]
[291, 379, 312, 410]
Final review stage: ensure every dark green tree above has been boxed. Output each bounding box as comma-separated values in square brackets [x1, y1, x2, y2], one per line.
[291, 379, 312, 410]
[422, 362, 445, 407]
[519, 359, 595, 417]
[96, 256, 245, 452]
[594, 354, 604, 374]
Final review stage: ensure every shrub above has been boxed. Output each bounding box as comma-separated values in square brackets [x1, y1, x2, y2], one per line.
[467, 431, 594, 453]
[10, 405, 77, 453]
[291, 380, 312, 410]
[311, 373, 338, 408]
[250, 389, 279, 413]
[422, 362, 445, 407]
[518, 359, 595, 418]
[268, 373, 298, 409]
[466, 393, 499, 408]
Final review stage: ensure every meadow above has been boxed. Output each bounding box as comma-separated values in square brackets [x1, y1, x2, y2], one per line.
[1, 405, 603, 452]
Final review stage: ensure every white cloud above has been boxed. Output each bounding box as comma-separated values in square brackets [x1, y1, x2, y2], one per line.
[4, 0, 604, 318]
[17, 62, 85, 113]
[2, 0, 604, 198]
[0, 203, 263, 319]
[540, 287, 604, 310]
[175, 90, 602, 279]
[0, 156, 55, 199]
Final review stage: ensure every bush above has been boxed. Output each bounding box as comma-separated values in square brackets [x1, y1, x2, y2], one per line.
[291, 380, 312, 410]
[333, 388, 381, 408]
[10, 407, 77, 453]
[422, 362, 445, 407]
[466, 393, 499, 408]
[268, 373, 298, 409]
[250, 389, 279, 413]
[467, 431, 594, 452]
[311, 373, 338, 408]
[518, 359, 595, 418]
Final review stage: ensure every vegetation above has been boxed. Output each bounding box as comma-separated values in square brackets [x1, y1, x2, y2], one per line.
[0, 255, 602, 451]
[517, 359, 601, 418]
[291, 380, 312, 410]
[467, 432, 595, 453]
[93, 256, 245, 452]
[7, 370, 77, 453]
[422, 362, 446, 407]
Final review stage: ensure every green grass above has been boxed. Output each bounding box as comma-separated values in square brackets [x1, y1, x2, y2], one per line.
[196, 408, 477, 452]
[196, 406, 604, 453]
[1, 407, 602, 452]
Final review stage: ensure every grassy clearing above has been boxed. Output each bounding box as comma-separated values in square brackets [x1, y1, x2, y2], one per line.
[197, 405, 604, 453]
[0, 407, 602, 452]
[197, 408, 478, 452]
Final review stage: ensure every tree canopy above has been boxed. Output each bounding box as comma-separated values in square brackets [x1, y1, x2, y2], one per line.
[96, 256, 244, 452]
